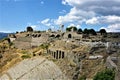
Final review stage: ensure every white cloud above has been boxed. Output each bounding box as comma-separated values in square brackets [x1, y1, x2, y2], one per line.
[62, 0, 120, 16]
[41, 18, 51, 26]
[55, 7, 96, 25]
[68, 23, 81, 29]
[59, 10, 66, 14]
[41, 18, 50, 24]
[86, 15, 120, 25]
[31, 25, 37, 29]
[62, 0, 83, 6]
[41, 0, 120, 32]
[26, 22, 38, 30]
[86, 17, 99, 24]
[104, 15, 120, 23]
[101, 24, 120, 32]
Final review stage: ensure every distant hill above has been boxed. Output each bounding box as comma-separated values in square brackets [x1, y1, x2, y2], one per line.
[0, 32, 9, 40]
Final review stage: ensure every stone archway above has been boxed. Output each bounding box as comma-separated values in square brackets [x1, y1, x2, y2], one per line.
[68, 34, 72, 38]
[56, 34, 60, 38]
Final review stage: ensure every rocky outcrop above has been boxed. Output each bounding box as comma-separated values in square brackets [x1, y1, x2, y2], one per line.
[0, 57, 68, 80]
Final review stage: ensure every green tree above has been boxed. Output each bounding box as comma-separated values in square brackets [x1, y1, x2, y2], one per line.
[89, 29, 97, 35]
[72, 26, 77, 31]
[66, 27, 71, 31]
[93, 69, 115, 80]
[66, 26, 77, 32]
[83, 28, 89, 34]
[77, 28, 83, 34]
[26, 26, 33, 32]
[83, 28, 97, 35]
[99, 29, 107, 35]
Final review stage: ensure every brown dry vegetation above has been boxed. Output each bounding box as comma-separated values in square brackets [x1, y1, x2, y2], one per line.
[0, 40, 22, 76]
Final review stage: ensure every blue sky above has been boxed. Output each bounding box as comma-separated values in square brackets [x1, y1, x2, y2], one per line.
[0, 0, 120, 32]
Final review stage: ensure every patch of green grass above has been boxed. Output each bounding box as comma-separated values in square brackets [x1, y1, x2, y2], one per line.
[21, 55, 31, 59]
[93, 68, 115, 80]
[39, 43, 50, 49]
[21, 50, 29, 54]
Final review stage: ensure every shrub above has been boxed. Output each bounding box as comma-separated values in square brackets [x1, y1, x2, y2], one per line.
[9, 42, 13, 46]
[21, 55, 31, 59]
[21, 50, 28, 54]
[93, 68, 115, 80]
[39, 43, 50, 49]
[79, 75, 86, 80]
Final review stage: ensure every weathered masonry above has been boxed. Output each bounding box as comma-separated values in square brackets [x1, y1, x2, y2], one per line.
[47, 49, 65, 59]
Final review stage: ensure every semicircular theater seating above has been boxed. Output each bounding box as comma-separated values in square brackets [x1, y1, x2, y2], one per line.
[0, 57, 68, 80]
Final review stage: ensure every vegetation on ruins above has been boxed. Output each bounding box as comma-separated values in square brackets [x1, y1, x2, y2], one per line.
[93, 68, 115, 80]
[39, 43, 50, 50]
[99, 29, 107, 35]
[21, 54, 31, 59]
[83, 28, 97, 35]
[26, 26, 33, 32]
[77, 28, 83, 34]
[20, 50, 31, 59]
[66, 26, 77, 32]
[21, 50, 29, 54]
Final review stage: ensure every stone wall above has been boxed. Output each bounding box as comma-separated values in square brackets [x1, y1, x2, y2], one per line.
[63, 32, 82, 39]
[14, 41, 31, 49]
[13, 34, 49, 49]
[47, 48, 66, 59]
[13, 37, 32, 49]
[31, 37, 49, 47]
[15, 37, 32, 42]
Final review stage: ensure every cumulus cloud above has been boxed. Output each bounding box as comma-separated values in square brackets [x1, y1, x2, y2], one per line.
[41, 0, 120, 32]
[68, 23, 81, 29]
[59, 0, 120, 24]
[62, 0, 120, 16]
[86, 17, 99, 24]
[86, 15, 120, 32]
[101, 24, 120, 32]
[86, 15, 120, 24]
[55, 0, 120, 26]
[55, 7, 96, 25]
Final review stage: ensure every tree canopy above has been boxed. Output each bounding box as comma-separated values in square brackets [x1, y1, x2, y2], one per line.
[99, 29, 107, 35]
[77, 28, 83, 34]
[26, 26, 33, 32]
[66, 26, 77, 32]
[83, 28, 97, 35]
